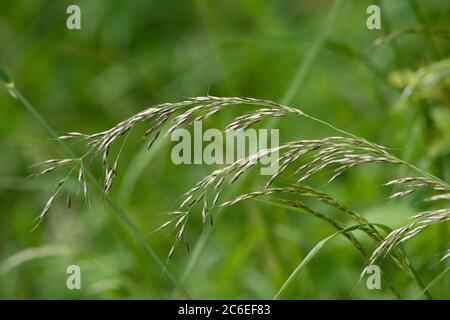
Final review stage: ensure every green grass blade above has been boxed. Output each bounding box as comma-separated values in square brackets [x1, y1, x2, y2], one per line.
[280, 0, 343, 106]
[273, 223, 386, 299]
[415, 266, 449, 299]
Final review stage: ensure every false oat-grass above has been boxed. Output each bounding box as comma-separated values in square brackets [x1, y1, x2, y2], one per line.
[32, 95, 449, 295]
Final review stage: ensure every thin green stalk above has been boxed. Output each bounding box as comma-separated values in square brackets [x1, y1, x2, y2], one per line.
[257, 199, 404, 299]
[407, 258, 433, 300]
[194, 0, 237, 94]
[280, 0, 343, 106]
[273, 223, 383, 299]
[396, 158, 450, 191]
[415, 265, 449, 299]
[1, 77, 191, 299]
[273, 222, 431, 300]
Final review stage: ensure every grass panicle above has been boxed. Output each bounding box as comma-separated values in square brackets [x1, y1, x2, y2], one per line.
[31, 95, 449, 295]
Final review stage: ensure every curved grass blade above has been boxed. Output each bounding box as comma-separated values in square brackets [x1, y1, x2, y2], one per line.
[274, 223, 397, 300]
[414, 266, 449, 300]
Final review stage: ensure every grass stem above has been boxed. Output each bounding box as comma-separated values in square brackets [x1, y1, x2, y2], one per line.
[2, 79, 191, 299]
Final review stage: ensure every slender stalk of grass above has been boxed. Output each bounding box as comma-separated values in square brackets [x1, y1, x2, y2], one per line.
[262, 198, 435, 299]
[273, 220, 432, 299]
[0, 73, 191, 299]
[415, 266, 449, 300]
[227, 185, 430, 298]
[280, 0, 343, 106]
[194, 0, 236, 94]
[257, 198, 402, 299]
[273, 223, 386, 299]
[374, 27, 450, 47]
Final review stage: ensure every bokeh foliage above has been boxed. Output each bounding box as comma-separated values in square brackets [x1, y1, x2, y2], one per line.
[0, 0, 449, 299]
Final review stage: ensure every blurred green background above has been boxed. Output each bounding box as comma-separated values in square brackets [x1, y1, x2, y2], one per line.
[0, 0, 449, 299]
